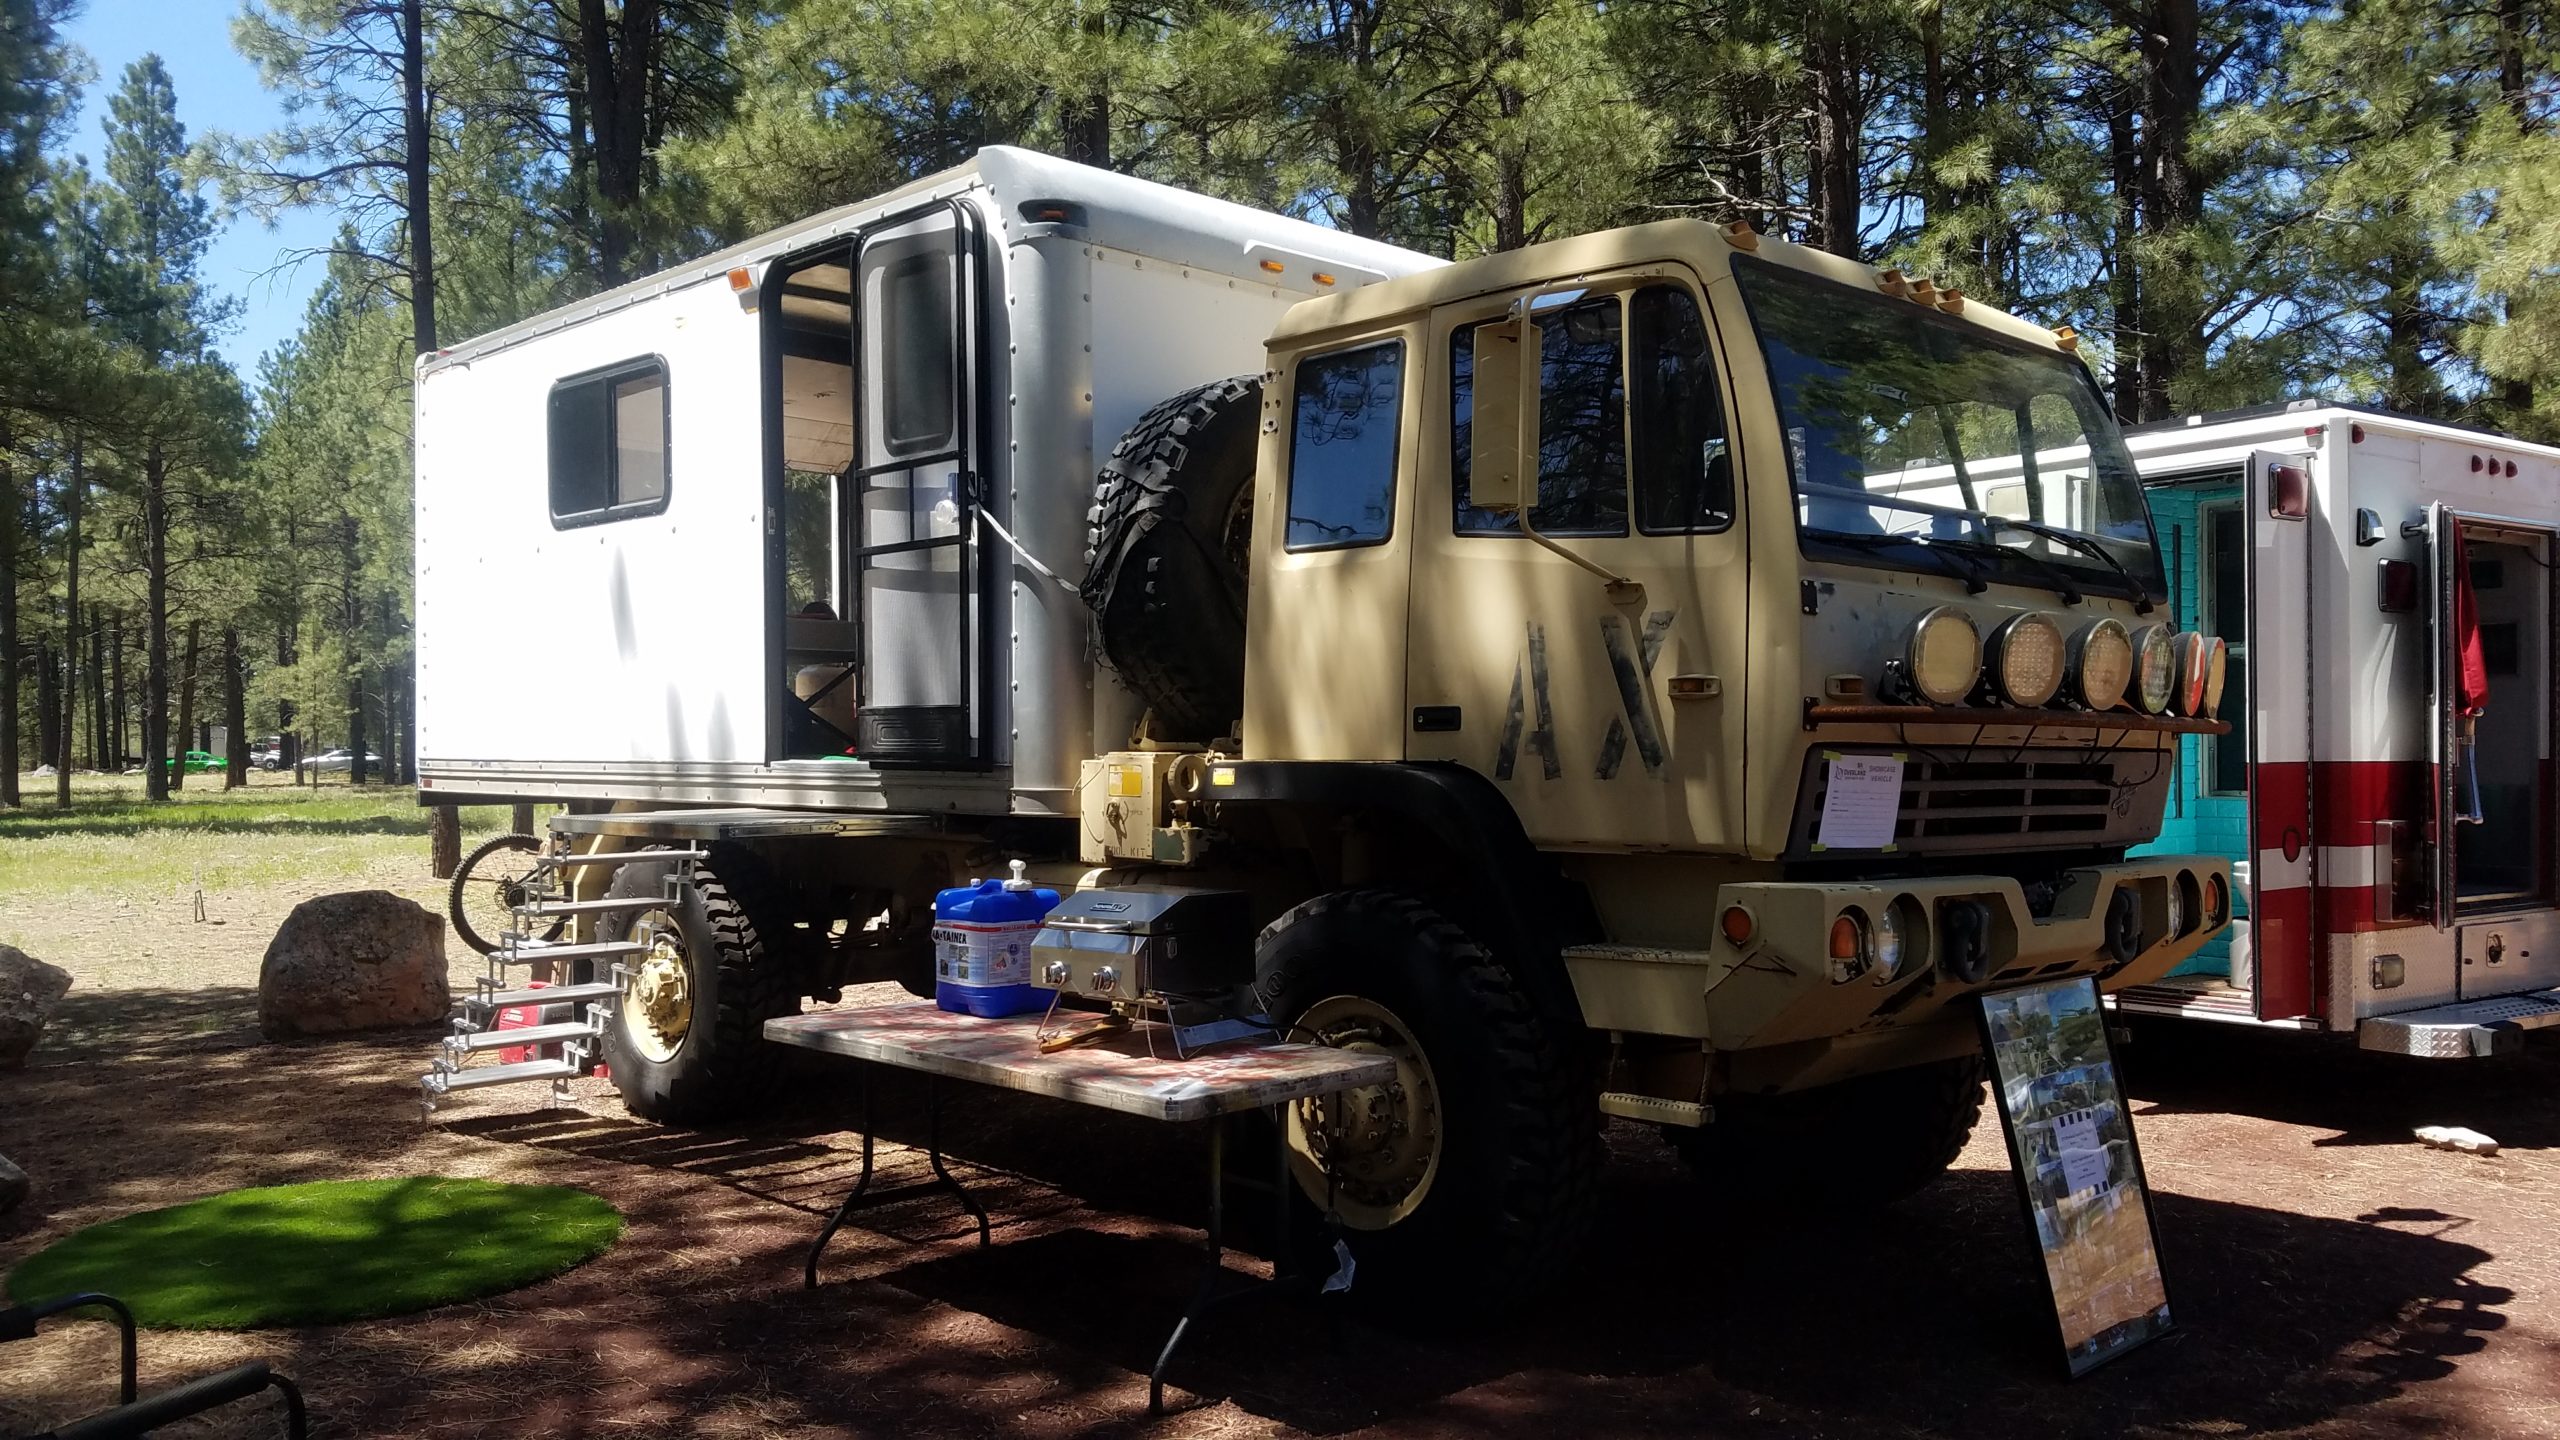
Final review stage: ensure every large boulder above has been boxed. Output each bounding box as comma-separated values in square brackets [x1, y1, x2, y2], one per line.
[0, 1153, 25, 1215]
[0, 945, 72, 1070]
[259, 891, 450, 1041]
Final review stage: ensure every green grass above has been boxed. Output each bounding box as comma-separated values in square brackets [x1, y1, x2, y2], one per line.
[0, 774, 510, 898]
[6, 1177, 623, 1329]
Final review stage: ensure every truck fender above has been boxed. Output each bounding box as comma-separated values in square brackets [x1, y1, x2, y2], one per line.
[1210, 759, 1591, 1031]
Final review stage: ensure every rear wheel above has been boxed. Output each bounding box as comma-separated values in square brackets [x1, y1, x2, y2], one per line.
[1672, 1055, 1985, 1210]
[447, 833, 563, 957]
[1254, 890, 1599, 1314]
[595, 850, 801, 1125]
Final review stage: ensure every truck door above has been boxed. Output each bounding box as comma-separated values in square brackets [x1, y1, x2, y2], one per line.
[2247, 449, 2317, 1021]
[850, 203, 991, 765]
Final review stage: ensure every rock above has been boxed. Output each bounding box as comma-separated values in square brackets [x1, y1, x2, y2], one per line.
[0, 946, 72, 1070]
[259, 890, 450, 1041]
[0, 1153, 25, 1215]
[2415, 1124, 2499, 1156]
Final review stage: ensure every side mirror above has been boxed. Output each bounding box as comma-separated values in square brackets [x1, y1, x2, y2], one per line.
[1468, 313, 1542, 515]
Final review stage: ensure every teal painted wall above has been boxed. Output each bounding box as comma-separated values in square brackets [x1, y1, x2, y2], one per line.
[2131, 482, 2250, 976]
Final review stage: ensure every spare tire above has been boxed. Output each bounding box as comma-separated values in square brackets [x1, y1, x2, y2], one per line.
[1081, 375, 1263, 742]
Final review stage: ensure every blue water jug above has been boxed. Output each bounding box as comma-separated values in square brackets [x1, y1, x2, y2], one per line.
[931, 860, 1060, 1017]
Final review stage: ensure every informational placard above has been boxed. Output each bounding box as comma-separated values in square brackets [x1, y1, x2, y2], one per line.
[1978, 976, 2173, 1377]
[1814, 750, 1904, 850]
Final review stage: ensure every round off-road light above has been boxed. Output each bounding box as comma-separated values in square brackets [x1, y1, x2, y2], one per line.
[1906, 606, 1982, 706]
[2172, 631, 2213, 716]
[2205, 870, 2231, 928]
[1720, 905, 1755, 947]
[1871, 896, 1923, 983]
[1986, 613, 2066, 708]
[2171, 871, 2200, 939]
[2131, 624, 2177, 714]
[2201, 636, 2230, 718]
[2069, 618, 2134, 710]
[1828, 910, 1869, 983]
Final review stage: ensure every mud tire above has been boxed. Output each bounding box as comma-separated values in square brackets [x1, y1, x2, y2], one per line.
[596, 848, 801, 1125]
[1673, 1054, 1985, 1210]
[1080, 375, 1263, 742]
[1253, 890, 1601, 1315]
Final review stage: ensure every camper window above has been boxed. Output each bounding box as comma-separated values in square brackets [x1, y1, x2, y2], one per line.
[880, 250, 955, 455]
[1286, 340, 1404, 550]
[548, 358, 670, 525]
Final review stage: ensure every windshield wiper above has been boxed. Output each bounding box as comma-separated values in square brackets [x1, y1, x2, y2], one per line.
[1983, 516, 2156, 614]
[1811, 531, 1990, 595]
[1930, 533, 2085, 606]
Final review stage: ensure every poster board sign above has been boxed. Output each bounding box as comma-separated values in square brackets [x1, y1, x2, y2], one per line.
[1978, 976, 2173, 1376]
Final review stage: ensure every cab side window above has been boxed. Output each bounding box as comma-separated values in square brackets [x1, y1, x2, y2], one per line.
[1629, 287, 1733, 533]
[549, 358, 670, 526]
[1286, 340, 1404, 550]
[1452, 296, 1629, 536]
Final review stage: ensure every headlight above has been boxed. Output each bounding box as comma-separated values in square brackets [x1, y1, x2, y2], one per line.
[2165, 876, 2188, 940]
[2069, 618, 2134, 710]
[2172, 632, 2212, 715]
[1905, 606, 1982, 706]
[2201, 636, 2230, 718]
[1986, 613, 2065, 707]
[1870, 897, 1922, 983]
[2131, 624, 2177, 714]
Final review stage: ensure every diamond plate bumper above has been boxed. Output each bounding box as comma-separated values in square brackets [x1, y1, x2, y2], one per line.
[2358, 989, 2560, 1059]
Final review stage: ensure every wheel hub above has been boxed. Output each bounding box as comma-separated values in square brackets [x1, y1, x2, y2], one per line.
[1287, 995, 1442, 1228]
[620, 917, 692, 1063]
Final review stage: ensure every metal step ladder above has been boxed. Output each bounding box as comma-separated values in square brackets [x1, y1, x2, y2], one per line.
[418, 844, 705, 1117]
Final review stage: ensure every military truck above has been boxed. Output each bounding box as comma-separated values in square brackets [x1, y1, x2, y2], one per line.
[413, 147, 2231, 1307]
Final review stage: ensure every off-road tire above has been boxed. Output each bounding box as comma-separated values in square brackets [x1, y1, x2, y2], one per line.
[1673, 1054, 1985, 1210]
[596, 849, 801, 1125]
[1080, 375, 1263, 742]
[1254, 890, 1601, 1315]
[447, 832, 563, 956]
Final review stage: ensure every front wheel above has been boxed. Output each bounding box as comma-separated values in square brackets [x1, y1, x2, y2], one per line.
[447, 833, 563, 956]
[594, 851, 801, 1125]
[1254, 890, 1600, 1315]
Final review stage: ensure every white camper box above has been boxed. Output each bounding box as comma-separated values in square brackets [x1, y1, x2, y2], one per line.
[2113, 402, 2560, 1056]
[414, 148, 1441, 817]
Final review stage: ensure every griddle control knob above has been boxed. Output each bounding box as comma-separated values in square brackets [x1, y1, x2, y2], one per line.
[1090, 966, 1120, 995]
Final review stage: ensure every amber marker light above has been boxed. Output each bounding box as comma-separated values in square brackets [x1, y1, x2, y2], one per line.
[1259, 259, 1286, 274]
[1720, 906, 1755, 947]
[1829, 914, 1862, 960]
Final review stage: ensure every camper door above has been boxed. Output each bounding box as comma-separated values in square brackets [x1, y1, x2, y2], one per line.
[2428, 504, 2556, 958]
[2247, 449, 2317, 1021]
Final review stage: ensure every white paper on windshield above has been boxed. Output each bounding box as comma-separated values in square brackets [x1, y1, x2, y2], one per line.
[1814, 750, 1904, 851]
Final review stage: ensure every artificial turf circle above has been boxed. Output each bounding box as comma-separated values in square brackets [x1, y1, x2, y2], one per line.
[5, 1176, 622, 1329]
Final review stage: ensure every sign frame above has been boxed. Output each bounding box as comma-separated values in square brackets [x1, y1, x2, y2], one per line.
[1977, 975, 2175, 1377]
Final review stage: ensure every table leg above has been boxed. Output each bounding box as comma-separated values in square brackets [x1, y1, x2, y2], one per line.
[925, 1073, 992, 1248]
[1149, 1112, 1228, 1415]
[804, 1067, 879, 1290]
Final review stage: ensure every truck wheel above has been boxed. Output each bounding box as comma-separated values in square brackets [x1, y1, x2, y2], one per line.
[1673, 1055, 1985, 1210]
[1254, 890, 1600, 1313]
[595, 851, 801, 1125]
[1080, 374, 1262, 742]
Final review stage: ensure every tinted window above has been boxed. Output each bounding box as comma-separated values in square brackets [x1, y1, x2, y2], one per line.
[1287, 342, 1403, 549]
[1629, 286, 1732, 533]
[1453, 296, 1628, 536]
[548, 359, 669, 524]
[882, 250, 954, 455]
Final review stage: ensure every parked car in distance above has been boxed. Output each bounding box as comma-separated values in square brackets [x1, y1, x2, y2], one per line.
[163, 750, 223, 774]
[307, 748, 385, 773]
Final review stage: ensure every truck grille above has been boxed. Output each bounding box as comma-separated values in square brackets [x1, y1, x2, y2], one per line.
[1786, 750, 2170, 858]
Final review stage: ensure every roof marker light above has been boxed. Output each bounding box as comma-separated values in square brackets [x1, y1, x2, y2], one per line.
[1312, 271, 1337, 286]
[1259, 259, 1285, 274]
[2054, 324, 2080, 352]
[1723, 220, 1760, 252]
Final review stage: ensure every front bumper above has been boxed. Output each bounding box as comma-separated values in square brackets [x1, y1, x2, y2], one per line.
[1565, 856, 2230, 1056]
[2359, 988, 2560, 1058]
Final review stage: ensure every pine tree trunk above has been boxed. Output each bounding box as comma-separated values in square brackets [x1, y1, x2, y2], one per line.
[171, 620, 200, 792]
[2108, 100, 2143, 424]
[89, 605, 105, 770]
[35, 640, 58, 786]
[59, 437, 80, 806]
[144, 445, 171, 801]
[109, 616, 125, 771]
[0, 423, 20, 806]
[1808, 34, 1862, 258]
[223, 627, 246, 788]
[431, 804, 461, 878]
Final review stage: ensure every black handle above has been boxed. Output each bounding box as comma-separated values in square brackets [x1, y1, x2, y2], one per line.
[42, 1361, 308, 1440]
[2, 1294, 138, 1403]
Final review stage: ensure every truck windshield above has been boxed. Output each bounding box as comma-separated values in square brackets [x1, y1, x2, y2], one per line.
[1733, 257, 2164, 603]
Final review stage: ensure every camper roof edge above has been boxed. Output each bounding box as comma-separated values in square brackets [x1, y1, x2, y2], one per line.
[414, 147, 1445, 378]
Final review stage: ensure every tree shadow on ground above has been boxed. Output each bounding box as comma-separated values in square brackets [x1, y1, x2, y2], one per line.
[2121, 1017, 2560, 1150]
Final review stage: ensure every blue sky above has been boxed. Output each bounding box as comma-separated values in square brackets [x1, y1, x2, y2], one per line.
[60, 0, 336, 381]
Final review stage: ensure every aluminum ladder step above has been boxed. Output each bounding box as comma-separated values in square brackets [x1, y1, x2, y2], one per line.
[468, 980, 624, 1011]
[543, 849, 708, 868]
[515, 895, 676, 917]
[445, 1020, 601, 1053]
[497, 939, 650, 964]
[422, 1057, 582, 1094]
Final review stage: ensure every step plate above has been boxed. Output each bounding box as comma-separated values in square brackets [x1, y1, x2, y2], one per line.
[421, 1057, 581, 1094]
[2360, 988, 2560, 1059]
[446, 1019, 602, 1053]
[469, 981, 623, 1011]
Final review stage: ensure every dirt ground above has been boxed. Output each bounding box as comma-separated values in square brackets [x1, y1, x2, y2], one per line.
[5, 865, 2560, 1438]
